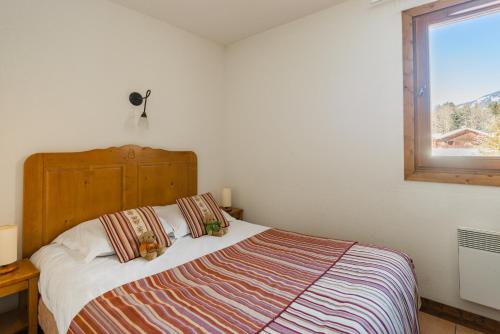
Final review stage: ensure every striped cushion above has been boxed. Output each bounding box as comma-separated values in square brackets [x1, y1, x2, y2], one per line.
[99, 207, 171, 263]
[176, 193, 229, 238]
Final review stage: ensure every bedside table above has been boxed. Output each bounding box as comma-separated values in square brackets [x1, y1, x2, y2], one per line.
[0, 259, 39, 334]
[222, 207, 244, 220]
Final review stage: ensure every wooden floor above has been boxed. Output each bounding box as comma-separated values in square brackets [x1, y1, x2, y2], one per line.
[420, 312, 484, 334]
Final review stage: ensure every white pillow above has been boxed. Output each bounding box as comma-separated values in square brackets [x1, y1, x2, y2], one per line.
[53, 216, 174, 263]
[154, 204, 191, 238]
[53, 218, 114, 263]
[154, 204, 237, 238]
[222, 210, 237, 223]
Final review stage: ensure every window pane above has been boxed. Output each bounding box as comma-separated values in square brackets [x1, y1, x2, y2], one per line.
[430, 10, 500, 157]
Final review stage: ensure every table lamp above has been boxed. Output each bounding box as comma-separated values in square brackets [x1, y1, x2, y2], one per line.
[221, 187, 232, 209]
[0, 224, 18, 275]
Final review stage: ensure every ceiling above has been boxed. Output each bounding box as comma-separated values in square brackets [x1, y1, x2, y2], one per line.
[108, 0, 343, 45]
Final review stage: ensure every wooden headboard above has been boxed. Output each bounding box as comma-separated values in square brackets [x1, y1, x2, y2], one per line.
[22, 145, 197, 257]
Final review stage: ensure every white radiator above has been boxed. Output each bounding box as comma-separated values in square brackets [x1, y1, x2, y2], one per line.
[458, 227, 500, 310]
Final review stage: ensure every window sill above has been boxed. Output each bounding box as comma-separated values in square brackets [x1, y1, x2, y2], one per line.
[405, 168, 500, 187]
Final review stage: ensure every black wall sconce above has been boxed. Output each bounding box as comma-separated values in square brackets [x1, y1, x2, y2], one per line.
[129, 90, 151, 118]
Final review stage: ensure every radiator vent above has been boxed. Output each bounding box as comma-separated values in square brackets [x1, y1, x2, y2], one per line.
[458, 227, 500, 310]
[458, 228, 500, 254]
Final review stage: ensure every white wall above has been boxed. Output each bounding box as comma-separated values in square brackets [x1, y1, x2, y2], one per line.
[224, 0, 500, 321]
[2, 0, 499, 322]
[0, 0, 224, 312]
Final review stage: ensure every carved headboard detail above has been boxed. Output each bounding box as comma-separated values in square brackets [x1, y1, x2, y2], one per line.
[23, 145, 197, 257]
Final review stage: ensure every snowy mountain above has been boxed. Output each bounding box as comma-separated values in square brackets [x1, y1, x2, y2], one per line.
[458, 91, 500, 108]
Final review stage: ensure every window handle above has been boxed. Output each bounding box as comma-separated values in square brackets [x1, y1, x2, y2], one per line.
[418, 85, 427, 97]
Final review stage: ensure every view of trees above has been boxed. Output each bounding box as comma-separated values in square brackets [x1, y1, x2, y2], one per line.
[484, 119, 500, 152]
[431, 93, 500, 154]
[431, 101, 499, 134]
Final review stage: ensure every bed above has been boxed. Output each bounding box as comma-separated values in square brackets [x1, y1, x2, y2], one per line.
[23, 145, 420, 334]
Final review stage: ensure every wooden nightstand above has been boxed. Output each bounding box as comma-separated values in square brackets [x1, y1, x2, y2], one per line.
[222, 207, 244, 220]
[0, 259, 39, 334]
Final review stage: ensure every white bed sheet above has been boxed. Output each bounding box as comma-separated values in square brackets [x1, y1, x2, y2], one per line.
[31, 220, 269, 334]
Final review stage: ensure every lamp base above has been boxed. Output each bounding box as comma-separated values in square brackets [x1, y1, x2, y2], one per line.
[0, 262, 19, 275]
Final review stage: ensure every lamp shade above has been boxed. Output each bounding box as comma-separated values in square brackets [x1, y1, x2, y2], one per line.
[221, 187, 232, 208]
[0, 225, 17, 266]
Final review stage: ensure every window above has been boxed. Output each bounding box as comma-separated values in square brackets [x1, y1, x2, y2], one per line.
[403, 0, 500, 186]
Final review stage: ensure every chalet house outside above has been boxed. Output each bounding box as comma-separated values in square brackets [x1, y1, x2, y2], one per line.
[432, 128, 489, 148]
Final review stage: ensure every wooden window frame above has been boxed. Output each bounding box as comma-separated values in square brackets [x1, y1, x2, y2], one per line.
[403, 0, 500, 187]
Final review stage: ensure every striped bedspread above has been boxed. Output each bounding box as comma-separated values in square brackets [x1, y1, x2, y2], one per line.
[261, 245, 419, 333]
[68, 229, 419, 334]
